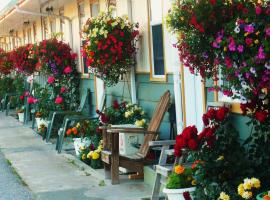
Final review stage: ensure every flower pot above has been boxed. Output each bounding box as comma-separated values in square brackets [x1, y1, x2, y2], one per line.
[18, 113, 24, 123]
[257, 192, 270, 200]
[73, 138, 91, 156]
[163, 187, 196, 200]
[36, 118, 48, 129]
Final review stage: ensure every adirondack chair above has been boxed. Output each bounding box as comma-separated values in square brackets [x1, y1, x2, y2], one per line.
[55, 91, 106, 153]
[44, 89, 91, 142]
[101, 90, 171, 184]
[150, 101, 230, 199]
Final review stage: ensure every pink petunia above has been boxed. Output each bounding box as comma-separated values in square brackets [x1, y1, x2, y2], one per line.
[28, 97, 38, 104]
[63, 66, 72, 74]
[245, 38, 253, 46]
[60, 87, 67, 93]
[255, 6, 262, 15]
[55, 96, 63, 104]
[266, 28, 270, 36]
[237, 45, 244, 53]
[244, 25, 254, 33]
[47, 76, 55, 84]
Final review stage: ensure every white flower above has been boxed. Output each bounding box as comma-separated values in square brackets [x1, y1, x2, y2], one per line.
[234, 26, 240, 33]
[265, 62, 270, 69]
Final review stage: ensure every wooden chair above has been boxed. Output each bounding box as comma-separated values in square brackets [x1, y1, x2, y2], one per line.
[101, 90, 171, 184]
[150, 101, 230, 199]
[44, 89, 91, 142]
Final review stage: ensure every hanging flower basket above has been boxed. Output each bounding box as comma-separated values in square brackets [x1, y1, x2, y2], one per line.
[82, 7, 139, 86]
[10, 44, 38, 75]
[0, 49, 13, 75]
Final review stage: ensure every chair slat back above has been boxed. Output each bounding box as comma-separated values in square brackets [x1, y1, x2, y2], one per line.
[77, 89, 90, 112]
[138, 90, 170, 158]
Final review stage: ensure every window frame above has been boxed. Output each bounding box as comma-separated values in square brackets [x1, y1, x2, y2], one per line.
[147, 0, 167, 82]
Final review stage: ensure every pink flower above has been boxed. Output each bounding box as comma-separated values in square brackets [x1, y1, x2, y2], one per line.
[24, 91, 30, 97]
[63, 66, 72, 74]
[28, 97, 38, 104]
[244, 25, 254, 33]
[257, 46, 265, 60]
[265, 28, 270, 36]
[237, 45, 244, 53]
[55, 96, 63, 104]
[225, 57, 232, 68]
[223, 90, 233, 97]
[228, 42, 236, 51]
[266, 8, 270, 15]
[255, 6, 262, 15]
[47, 76, 55, 84]
[60, 87, 67, 93]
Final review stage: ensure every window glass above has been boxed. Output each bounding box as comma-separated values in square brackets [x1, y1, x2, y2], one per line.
[152, 24, 164, 76]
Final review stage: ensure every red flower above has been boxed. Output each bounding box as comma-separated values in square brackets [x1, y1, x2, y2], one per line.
[245, 38, 253, 46]
[202, 114, 209, 126]
[63, 66, 72, 74]
[19, 95, 24, 101]
[47, 76, 55, 84]
[266, 8, 270, 15]
[183, 191, 191, 200]
[209, 0, 216, 6]
[240, 103, 247, 115]
[216, 107, 228, 121]
[112, 100, 120, 109]
[207, 136, 216, 148]
[60, 87, 67, 93]
[175, 135, 187, 149]
[205, 128, 214, 138]
[182, 126, 198, 140]
[255, 110, 268, 123]
[242, 8, 249, 14]
[174, 146, 182, 157]
[27, 97, 38, 104]
[206, 108, 216, 119]
[188, 139, 198, 150]
[55, 96, 63, 104]
[255, 6, 262, 15]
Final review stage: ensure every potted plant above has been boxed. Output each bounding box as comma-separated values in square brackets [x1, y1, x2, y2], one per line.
[163, 164, 196, 200]
[257, 191, 270, 200]
[16, 107, 25, 122]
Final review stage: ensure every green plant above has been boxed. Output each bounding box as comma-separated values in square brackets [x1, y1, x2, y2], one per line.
[166, 165, 195, 189]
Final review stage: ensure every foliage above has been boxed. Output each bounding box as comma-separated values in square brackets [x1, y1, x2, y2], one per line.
[166, 165, 196, 189]
[96, 100, 147, 127]
[82, 6, 139, 86]
[0, 50, 13, 75]
[66, 119, 100, 138]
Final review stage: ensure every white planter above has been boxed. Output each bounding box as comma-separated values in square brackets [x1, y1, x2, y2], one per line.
[163, 187, 196, 200]
[36, 118, 48, 129]
[18, 113, 24, 123]
[73, 138, 91, 156]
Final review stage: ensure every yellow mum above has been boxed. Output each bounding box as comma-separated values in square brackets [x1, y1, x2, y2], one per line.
[251, 177, 260, 188]
[191, 180, 197, 186]
[219, 192, 230, 200]
[238, 184, 244, 196]
[82, 154, 86, 160]
[92, 151, 100, 160]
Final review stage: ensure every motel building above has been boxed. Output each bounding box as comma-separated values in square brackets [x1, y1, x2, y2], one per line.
[0, 0, 250, 198]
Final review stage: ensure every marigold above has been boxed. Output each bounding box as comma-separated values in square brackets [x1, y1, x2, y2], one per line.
[174, 165, 185, 174]
[92, 151, 100, 160]
[66, 129, 72, 136]
[72, 127, 78, 135]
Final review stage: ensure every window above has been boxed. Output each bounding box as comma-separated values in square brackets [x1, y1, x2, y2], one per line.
[59, 7, 64, 41]
[148, 0, 166, 80]
[90, 0, 99, 17]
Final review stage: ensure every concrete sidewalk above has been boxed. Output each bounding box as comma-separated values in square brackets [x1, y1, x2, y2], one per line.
[0, 113, 152, 200]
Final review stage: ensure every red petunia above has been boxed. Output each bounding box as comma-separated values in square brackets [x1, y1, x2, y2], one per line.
[188, 139, 198, 150]
[255, 110, 268, 123]
[209, 0, 216, 6]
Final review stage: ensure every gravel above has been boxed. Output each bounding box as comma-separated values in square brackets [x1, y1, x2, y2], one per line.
[0, 151, 34, 200]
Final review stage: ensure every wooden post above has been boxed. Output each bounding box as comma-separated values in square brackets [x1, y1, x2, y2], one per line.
[102, 127, 111, 179]
[111, 132, 119, 184]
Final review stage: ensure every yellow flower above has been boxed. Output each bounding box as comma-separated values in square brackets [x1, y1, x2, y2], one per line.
[125, 111, 132, 118]
[87, 152, 92, 159]
[219, 192, 230, 200]
[217, 155, 224, 161]
[174, 165, 185, 174]
[244, 33, 249, 37]
[224, 47, 227, 52]
[82, 154, 86, 160]
[191, 180, 197, 186]
[251, 177, 260, 188]
[254, 39, 259, 44]
[92, 151, 100, 160]
[79, 146, 86, 151]
[243, 181, 252, 190]
[238, 184, 244, 196]
[135, 119, 146, 127]
[76, 123, 81, 128]
[180, 17, 184, 21]
[242, 191, 252, 199]
[256, 31, 260, 35]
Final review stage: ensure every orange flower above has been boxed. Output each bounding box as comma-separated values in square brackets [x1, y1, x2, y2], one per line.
[66, 129, 72, 136]
[72, 127, 78, 135]
[174, 165, 185, 174]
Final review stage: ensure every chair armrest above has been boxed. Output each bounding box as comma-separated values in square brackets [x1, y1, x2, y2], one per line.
[53, 111, 81, 116]
[65, 115, 98, 121]
[149, 140, 175, 147]
[107, 128, 157, 135]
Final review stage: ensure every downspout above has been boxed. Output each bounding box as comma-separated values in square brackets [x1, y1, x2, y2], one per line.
[14, 5, 73, 48]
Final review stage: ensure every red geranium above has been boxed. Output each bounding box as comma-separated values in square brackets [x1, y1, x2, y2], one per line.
[255, 110, 268, 123]
[216, 107, 228, 121]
